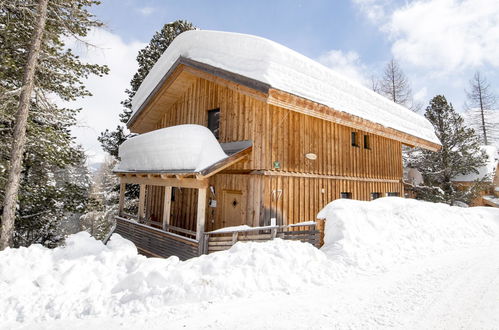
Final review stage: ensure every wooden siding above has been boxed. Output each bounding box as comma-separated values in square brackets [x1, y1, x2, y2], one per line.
[152, 77, 403, 179]
[155, 77, 268, 170]
[261, 174, 403, 226]
[144, 185, 199, 232]
[131, 74, 406, 240]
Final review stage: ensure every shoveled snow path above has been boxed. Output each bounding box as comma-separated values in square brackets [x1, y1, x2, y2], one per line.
[19, 243, 499, 330]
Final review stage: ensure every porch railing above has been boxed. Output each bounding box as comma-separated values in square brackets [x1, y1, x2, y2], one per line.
[202, 223, 320, 254]
[114, 216, 321, 259]
[114, 216, 200, 260]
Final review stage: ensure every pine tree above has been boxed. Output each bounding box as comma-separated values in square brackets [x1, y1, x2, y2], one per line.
[0, 0, 49, 250]
[0, 0, 108, 247]
[79, 156, 118, 240]
[409, 95, 488, 205]
[99, 20, 196, 158]
[465, 71, 498, 145]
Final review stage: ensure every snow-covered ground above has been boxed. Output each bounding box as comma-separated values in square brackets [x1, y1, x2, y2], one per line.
[1, 198, 499, 329]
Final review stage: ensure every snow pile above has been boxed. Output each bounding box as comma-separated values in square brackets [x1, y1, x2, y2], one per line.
[453, 145, 498, 182]
[0, 232, 337, 324]
[318, 197, 499, 272]
[115, 124, 228, 172]
[130, 30, 439, 146]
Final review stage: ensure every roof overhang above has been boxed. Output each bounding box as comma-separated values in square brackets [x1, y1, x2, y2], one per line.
[129, 57, 440, 151]
[267, 89, 441, 151]
[127, 57, 269, 133]
[114, 141, 253, 185]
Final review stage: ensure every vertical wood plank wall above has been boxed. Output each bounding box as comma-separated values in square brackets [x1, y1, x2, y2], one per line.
[140, 76, 405, 231]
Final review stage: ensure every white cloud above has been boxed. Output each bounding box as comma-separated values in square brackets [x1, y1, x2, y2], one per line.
[64, 29, 146, 164]
[352, 0, 393, 23]
[353, 0, 499, 73]
[317, 50, 370, 86]
[413, 87, 428, 103]
[137, 7, 155, 16]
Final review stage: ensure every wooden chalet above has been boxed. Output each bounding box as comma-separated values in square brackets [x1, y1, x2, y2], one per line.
[112, 30, 440, 259]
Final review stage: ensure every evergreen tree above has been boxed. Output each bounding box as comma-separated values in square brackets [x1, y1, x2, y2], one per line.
[79, 156, 118, 240]
[99, 20, 196, 158]
[408, 95, 488, 205]
[0, 0, 108, 247]
[465, 71, 498, 145]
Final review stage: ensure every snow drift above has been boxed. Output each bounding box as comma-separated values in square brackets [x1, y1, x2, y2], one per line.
[1, 198, 499, 325]
[317, 197, 499, 272]
[0, 233, 337, 324]
[115, 124, 228, 172]
[130, 30, 439, 146]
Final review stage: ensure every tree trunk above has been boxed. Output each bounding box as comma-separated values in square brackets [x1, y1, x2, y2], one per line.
[0, 0, 49, 250]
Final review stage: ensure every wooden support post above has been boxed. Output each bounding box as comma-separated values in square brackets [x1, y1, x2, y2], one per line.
[196, 187, 207, 241]
[138, 184, 146, 221]
[118, 182, 126, 217]
[162, 186, 172, 231]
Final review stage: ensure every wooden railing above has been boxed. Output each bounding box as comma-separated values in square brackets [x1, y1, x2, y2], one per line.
[202, 223, 320, 254]
[114, 217, 320, 259]
[114, 216, 200, 260]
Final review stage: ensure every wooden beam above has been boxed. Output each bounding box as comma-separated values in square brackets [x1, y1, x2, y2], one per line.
[162, 186, 172, 231]
[254, 170, 401, 183]
[196, 187, 207, 241]
[138, 184, 146, 221]
[118, 182, 126, 216]
[119, 175, 208, 189]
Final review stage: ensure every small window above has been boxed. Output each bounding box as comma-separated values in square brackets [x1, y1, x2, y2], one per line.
[351, 132, 359, 147]
[387, 192, 400, 197]
[207, 108, 220, 139]
[340, 192, 352, 199]
[371, 192, 381, 200]
[364, 135, 370, 149]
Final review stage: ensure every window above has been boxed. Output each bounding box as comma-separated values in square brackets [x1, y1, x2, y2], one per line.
[371, 192, 381, 200]
[351, 132, 359, 147]
[387, 192, 400, 197]
[364, 135, 370, 149]
[207, 108, 220, 139]
[340, 192, 352, 199]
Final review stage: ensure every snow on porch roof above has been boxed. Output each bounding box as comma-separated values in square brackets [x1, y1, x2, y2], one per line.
[129, 30, 440, 146]
[114, 125, 252, 178]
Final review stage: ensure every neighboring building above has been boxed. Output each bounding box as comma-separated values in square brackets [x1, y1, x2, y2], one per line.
[452, 146, 499, 207]
[112, 30, 440, 259]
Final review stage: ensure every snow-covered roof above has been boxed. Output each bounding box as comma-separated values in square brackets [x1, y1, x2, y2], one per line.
[114, 125, 228, 173]
[453, 145, 498, 182]
[130, 30, 439, 146]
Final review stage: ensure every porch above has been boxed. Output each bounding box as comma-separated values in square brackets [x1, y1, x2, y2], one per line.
[114, 215, 320, 259]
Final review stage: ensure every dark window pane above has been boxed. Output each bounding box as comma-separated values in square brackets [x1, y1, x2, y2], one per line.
[371, 192, 381, 200]
[387, 192, 399, 197]
[340, 192, 352, 199]
[351, 132, 357, 147]
[364, 135, 370, 149]
[208, 108, 220, 139]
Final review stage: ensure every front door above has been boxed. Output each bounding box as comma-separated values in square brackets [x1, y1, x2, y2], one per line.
[221, 190, 243, 228]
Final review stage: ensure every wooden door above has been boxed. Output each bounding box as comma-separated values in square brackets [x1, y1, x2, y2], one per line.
[221, 190, 243, 228]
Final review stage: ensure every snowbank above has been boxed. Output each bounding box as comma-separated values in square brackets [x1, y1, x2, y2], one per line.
[2, 198, 499, 325]
[317, 197, 499, 272]
[130, 30, 439, 146]
[0, 232, 337, 324]
[453, 145, 498, 182]
[115, 124, 227, 172]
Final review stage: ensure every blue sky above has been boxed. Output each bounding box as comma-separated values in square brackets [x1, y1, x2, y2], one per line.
[71, 0, 499, 163]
